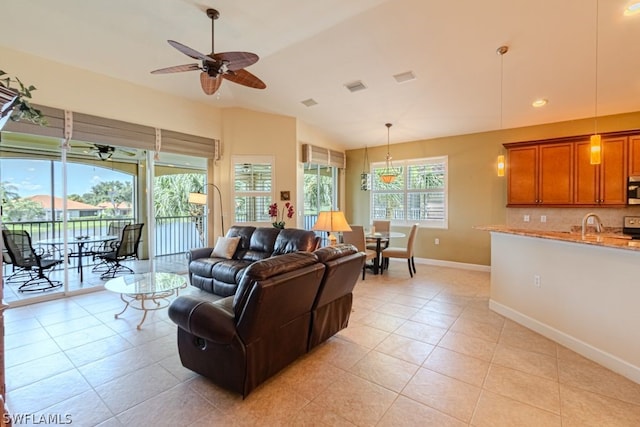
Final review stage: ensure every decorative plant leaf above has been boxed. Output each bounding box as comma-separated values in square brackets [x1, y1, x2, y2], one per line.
[0, 70, 47, 125]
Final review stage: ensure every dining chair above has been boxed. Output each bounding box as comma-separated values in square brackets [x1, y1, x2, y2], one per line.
[366, 220, 391, 251]
[341, 225, 377, 279]
[381, 224, 419, 277]
[2, 229, 63, 292]
[97, 223, 144, 279]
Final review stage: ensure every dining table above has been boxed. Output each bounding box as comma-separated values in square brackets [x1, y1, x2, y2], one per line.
[365, 231, 406, 274]
[37, 235, 118, 282]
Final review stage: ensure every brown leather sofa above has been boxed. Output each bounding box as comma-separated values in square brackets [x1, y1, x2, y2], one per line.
[187, 225, 319, 297]
[168, 245, 364, 397]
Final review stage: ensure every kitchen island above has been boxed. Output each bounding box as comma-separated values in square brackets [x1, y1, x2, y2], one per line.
[482, 226, 640, 384]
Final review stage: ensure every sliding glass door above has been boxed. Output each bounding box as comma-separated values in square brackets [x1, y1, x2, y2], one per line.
[303, 163, 338, 230]
[0, 132, 143, 304]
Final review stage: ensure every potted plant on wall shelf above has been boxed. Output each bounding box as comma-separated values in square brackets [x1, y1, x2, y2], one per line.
[0, 70, 46, 130]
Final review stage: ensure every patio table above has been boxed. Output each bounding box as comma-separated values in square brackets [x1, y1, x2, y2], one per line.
[37, 235, 118, 282]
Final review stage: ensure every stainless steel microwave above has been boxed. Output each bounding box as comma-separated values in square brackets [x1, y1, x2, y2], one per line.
[629, 176, 640, 204]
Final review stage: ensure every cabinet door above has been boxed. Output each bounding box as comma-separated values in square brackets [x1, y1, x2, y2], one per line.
[629, 135, 640, 176]
[599, 136, 627, 205]
[538, 143, 573, 204]
[507, 146, 537, 205]
[574, 140, 599, 204]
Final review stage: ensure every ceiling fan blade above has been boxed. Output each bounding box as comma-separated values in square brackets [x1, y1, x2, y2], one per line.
[167, 40, 210, 61]
[200, 72, 223, 95]
[150, 63, 201, 74]
[223, 69, 266, 89]
[213, 52, 259, 71]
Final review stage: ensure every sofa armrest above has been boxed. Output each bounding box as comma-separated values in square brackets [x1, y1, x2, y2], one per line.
[187, 247, 215, 262]
[168, 296, 236, 344]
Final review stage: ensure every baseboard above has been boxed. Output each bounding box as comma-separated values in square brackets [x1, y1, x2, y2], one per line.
[407, 257, 490, 272]
[490, 299, 640, 384]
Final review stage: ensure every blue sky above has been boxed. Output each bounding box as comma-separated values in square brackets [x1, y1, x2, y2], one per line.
[1, 158, 129, 197]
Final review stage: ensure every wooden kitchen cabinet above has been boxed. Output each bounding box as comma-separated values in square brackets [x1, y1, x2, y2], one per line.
[506, 142, 573, 206]
[574, 136, 627, 205]
[629, 135, 640, 176]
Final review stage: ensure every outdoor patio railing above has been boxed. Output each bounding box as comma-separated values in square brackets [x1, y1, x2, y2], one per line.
[2, 215, 201, 259]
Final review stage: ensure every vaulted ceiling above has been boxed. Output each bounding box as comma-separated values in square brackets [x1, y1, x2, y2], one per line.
[3, 0, 640, 149]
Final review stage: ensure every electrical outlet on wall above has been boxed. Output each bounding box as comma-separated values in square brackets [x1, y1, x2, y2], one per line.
[524, 215, 530, 222]
[541, 215, 547, 223]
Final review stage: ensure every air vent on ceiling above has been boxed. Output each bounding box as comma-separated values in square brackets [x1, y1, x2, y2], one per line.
[344, 80, 367, 93]
[393, 71, 416, 83]
[301, 98, 318, 107]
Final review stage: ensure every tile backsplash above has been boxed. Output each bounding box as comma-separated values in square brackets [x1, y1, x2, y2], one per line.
[506, 206, 640, 231]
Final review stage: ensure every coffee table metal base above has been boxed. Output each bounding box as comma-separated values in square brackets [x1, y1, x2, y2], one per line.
[114, 290, 176, 330]
[105, 272, 187, 330]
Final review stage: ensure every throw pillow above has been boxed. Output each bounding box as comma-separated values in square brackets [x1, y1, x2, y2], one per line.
[211, 236, 241, 259]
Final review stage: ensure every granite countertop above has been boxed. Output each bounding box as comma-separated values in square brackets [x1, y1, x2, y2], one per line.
[477, 225, 640, 252]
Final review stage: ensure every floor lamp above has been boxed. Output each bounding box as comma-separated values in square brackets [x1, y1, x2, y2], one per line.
[188, 183, 225, 236]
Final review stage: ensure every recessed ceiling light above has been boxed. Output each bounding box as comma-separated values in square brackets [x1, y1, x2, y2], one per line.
[532, 99, 548, 108]
[301, 98, 318, 107]
[344, 80, 367, 93]
[624, 2, 640, 16]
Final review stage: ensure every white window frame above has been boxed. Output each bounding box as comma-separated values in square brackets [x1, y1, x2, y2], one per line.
[370, 156, 448, 229]
[231, 155, 275, 225]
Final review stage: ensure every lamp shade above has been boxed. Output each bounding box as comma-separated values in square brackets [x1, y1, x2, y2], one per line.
[188, 192, 207, 205]
[312, 211, 352, 232]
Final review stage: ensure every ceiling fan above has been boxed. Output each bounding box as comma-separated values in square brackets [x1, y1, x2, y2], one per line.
[69, 142, 137, 161]
[151, 8, 266, 95]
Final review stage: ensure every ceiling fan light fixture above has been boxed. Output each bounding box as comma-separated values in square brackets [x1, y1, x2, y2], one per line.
[151, 8, 265, 96]
[97, 150, 113, 161]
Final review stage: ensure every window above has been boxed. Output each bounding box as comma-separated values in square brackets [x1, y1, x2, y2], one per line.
[232, 156, 273, 223]
[371, 156, 448, 228]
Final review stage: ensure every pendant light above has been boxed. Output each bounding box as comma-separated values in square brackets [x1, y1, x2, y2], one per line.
[361, 145, 370, 190]
[590, 0, 601, 165]
[380, 123, 399, 184]
[496, 45, 509, 177]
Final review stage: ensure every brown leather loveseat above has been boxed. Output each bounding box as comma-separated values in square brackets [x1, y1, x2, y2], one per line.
[168, 245, 364, 397]
[187, 225, 319, 297]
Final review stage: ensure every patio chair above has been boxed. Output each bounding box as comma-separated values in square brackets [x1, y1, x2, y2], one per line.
[2, 229, 63, 292]
[91, 221, 131, 272]
[341, 225, 377, 279]
[97, 223, 144, 279]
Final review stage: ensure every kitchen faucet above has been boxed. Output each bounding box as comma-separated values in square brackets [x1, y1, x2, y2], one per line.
[581, 212, 603, 237]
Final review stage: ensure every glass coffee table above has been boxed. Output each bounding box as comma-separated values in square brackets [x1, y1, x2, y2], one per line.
[104, 272, 187, 330]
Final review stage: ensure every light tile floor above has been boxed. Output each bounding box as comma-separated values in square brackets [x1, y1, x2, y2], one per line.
[4, 261, 640, 426]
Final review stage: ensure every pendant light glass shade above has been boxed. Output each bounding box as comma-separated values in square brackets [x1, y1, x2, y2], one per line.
[380, 123, 400, 184]
[497, 155, 505, 177]
[496, 45, 508, 177]
[590, 134, 602, 165]
[591, 0, 602, 165]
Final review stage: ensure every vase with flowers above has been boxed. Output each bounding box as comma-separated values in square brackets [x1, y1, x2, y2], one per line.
[268, 202, 294, 229]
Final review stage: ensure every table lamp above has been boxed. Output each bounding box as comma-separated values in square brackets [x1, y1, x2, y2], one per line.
[312, 211, 352, 246]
